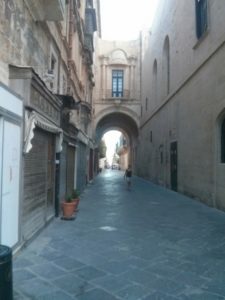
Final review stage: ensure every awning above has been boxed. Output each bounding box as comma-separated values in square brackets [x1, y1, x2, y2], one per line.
[24, 110, 63, 153]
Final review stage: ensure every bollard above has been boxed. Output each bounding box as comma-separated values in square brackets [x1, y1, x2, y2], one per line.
[0, 245, 13, 300]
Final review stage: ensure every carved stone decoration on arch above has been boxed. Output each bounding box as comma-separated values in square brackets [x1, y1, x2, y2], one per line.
[109, 49, 128, 66]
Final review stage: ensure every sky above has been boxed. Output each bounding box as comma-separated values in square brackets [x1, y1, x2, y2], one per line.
[103, 131, 121, 164]
[100, 0, 159, 40]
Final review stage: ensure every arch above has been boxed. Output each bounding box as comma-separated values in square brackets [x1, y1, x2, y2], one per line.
[97, 127, 130, 146]
[162, 36, 170, 96]
[94, 105, 139, 134]
[97, 125, 133, 170]
[94, 112, 139, 147]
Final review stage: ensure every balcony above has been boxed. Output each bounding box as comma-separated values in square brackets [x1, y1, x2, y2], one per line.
[103, 89, 130, 100]
[25, 0, 65, 21]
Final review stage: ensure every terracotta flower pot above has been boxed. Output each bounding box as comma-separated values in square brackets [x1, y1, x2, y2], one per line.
[72, 198, 80, 211]
[62, 202, 75, 218]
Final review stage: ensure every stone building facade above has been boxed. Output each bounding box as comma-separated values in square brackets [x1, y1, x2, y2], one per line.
[138, 0, 225, 209]
[0, 0, 99, 248]
[93, 39, 141, 169]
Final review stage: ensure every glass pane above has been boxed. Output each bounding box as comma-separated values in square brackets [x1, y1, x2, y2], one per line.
[112, 70, 123, 97]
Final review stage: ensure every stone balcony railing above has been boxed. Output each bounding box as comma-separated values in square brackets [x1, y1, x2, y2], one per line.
[101, 89, 130, 100]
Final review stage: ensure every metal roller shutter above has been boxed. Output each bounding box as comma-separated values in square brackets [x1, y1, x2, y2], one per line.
[66, 146, 75, 195]
[23, 128, 55, 241]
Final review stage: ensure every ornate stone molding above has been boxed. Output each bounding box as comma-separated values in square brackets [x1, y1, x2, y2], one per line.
[9, 65, 62, 126]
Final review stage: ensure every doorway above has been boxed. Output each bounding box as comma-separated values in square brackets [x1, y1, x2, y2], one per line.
[170, 141, 178, 191]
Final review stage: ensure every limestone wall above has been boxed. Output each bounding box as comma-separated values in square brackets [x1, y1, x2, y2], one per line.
[93, 37, 141, 138]
[138, 0, 225, 209]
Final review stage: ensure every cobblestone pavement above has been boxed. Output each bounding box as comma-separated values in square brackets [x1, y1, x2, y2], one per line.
[13, 170, 225, 299]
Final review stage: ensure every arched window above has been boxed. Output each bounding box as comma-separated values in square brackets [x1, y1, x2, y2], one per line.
[162, 36, 170, 96]
[145, 97, 148, 111]
[221, 118, 225, 163]
[153, 59, 157, 105]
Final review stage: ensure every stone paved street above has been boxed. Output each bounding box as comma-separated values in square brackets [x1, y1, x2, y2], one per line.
[13, 170, 225, 300]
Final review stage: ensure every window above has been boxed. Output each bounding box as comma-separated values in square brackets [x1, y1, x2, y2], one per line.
[145, 97, 148, 111]
[61, 75, 67, 94]
[50, 55, 56, 74]
[153, 60, 157, 104]
[163, 37, 170, 96]
[112, 70, 123, 97]
[150, 131, 153, 143]
[159, 145, 164, 164]
[195, 0, 208, 39]
[84, 123, 88, 134]
[160, 151, 163, 164]
[49, 54, 56, 90]
[221, 118, 225, 163]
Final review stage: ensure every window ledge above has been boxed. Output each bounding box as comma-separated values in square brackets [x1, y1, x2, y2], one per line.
[193, 29, 209, 50]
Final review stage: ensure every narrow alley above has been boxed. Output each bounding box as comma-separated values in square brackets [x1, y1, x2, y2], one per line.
[14, 170, 225, 300]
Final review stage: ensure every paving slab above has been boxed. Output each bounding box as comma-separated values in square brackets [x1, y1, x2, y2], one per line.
[13, 170, 225, 299]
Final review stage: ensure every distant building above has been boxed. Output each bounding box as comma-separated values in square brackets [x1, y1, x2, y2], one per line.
[93, 38, 141, 171]
[116, 134, 128, 170]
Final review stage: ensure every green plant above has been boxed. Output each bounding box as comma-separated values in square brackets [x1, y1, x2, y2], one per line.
[65, 194, 72, 203]
[71, 189, 80, 199]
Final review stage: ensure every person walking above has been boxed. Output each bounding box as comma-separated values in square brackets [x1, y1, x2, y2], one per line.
[124, 164, 132, 190]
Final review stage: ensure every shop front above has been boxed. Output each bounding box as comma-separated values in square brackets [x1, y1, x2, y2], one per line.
[10, 66, 62, 243]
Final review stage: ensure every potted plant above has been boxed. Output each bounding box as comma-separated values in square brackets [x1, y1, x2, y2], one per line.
[62, 194, 75, 219]
[71, 189, 80, 211]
